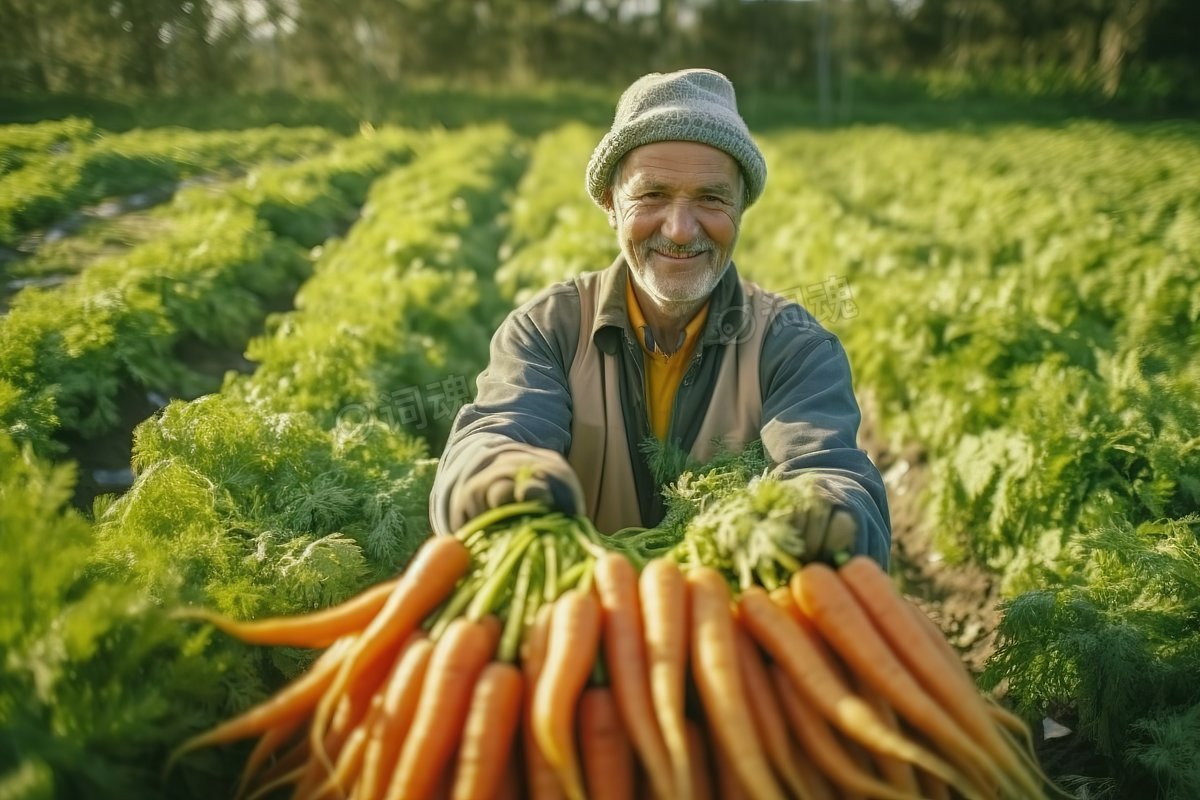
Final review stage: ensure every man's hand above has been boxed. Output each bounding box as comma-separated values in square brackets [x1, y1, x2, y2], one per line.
[791, 499, 858, 562]
[449, 449, 585, 530]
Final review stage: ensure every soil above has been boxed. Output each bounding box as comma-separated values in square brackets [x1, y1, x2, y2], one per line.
[61, 336, 260, 512]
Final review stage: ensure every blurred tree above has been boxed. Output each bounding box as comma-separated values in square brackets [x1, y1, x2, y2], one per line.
[0, 0, 1194, 106]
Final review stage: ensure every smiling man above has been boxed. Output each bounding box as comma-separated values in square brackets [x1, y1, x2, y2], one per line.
[431, 69, 891, 566]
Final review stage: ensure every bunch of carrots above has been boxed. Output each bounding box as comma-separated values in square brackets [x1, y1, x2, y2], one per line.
[167, 501, 1064, 799]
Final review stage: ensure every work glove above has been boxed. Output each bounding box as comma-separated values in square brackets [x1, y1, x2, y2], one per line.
[790, 496, 858, 562]
[448, 448, 586, 531]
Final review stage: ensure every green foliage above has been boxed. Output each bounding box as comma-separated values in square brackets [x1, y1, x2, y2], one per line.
[0, 117, 95, 176]
[981, 516, 1200, 798]
[0, 127, 417, 455]
[495, 123, 614, 303]
[229, 125, 526, 451]
[0, 432, 247, 799]
[0, 124, 337, 247]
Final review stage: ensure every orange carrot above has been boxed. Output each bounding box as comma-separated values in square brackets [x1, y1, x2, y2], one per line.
[856, 676, 922, 793]
[769, 663, 918, 800]
[738, 587, 971, 797]
[298, 635, 410, 799]
[687, 568, 786, 800]
[639, 557, 692, 800]
[594, 552, 675, 799]
[451, 662, 524, 800]
[533, 588, 601, 800]
[916, 767, 954, 800]
[899, 580, 1058, 797]
[174, 578, 400, 648]
[794, 563, 1006, 797]
[306, 711, 375, 800]
[684, 722, 714, 800]
[522, 602, 565, 800]
[312, 535, 469, 775]
[242, 733, 309, 799]
[789, 737, 838, 800]
[383, 615, 501, 800]
[243, 764, 305, 800]
[233, 717, 302, 799]
[578, 686, 635, 800]
[357, 635, 434, 800]
[734, 627, 810, 799]
[166, 636, 354, 772]
[497, 748, 523, 800]
[710, 724, 749, 800]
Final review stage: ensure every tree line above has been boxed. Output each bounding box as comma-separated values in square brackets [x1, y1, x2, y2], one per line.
[1, 0, 1196, 107]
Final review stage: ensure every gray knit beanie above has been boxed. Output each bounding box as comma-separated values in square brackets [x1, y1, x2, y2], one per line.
[587, 69, 767, 209]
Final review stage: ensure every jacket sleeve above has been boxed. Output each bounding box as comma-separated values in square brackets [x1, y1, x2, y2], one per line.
[429, 286, 581, 535]
[759, 318, 892, 567]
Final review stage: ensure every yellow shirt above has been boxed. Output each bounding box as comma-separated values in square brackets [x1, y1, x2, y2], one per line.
[625, 276, 710, 441]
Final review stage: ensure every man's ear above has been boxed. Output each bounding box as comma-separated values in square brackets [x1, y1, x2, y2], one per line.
[602, 189, 617, 229]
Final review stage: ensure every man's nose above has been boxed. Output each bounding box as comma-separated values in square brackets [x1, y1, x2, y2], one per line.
[661, 200, 700, 244]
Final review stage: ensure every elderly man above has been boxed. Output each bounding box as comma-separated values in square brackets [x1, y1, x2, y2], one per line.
[431, 68, 890, 566]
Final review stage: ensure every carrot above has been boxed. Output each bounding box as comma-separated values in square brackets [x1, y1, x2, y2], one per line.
[312, 535, 469, 775]
[357, 635, 434, 800]
[306, 712, 375, 800]
[451, 662, 524, 800]
[710, 724, 749, 800]
[904, 594, 1059, 797]
[803, 560, 1024, 797]
[916, 767, 954, 800]
[687, 567, 786, 800]
[297, 634, 411, 799]
[578, 686, 635, 800]
[165, 636, 354, 773]
[769, 662, 918, 800]
[174, 578, 400, 648]
[383, 615, 501, 800]
[639, 557, 692, 800]
[522, 602, 565, 800]
[242, 732, 309, 800]
[243, 764, 305, 800]
[233, 717, 302, 799]
[855, 676, 922, 793]
[684, 722, 714, 800]
[533, 588, 601, 800]
[733, 626, 810, 800]
[789, 737, 838, 800]
[737, 587, 973, 798]
[594, 551, 675, 800]
[496, 748, 523, 800]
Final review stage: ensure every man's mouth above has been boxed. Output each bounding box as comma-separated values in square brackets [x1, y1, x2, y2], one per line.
[652, 249, 706, 262]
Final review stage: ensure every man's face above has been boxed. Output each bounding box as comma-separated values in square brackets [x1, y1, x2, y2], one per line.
[607, 141, 743, 309]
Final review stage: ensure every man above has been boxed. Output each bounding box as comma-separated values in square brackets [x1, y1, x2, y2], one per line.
[430, 68, 890, 566]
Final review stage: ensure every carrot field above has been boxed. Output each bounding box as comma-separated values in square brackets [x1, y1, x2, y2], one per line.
[1, 97, 1197, 799]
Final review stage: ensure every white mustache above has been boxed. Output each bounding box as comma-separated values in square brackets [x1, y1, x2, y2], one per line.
[642, 235, 713, 258]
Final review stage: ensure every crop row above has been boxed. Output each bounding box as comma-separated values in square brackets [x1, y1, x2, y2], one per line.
[0, 123, 339, 248]
[0, 125, 528, 798]
[741, 122, 1200, 797]
[0, 128, 417, 456]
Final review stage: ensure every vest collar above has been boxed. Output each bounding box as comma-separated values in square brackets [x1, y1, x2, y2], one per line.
[591, 256, 746, 356]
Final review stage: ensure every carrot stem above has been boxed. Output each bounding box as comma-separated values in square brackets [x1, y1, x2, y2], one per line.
[468, 527, 537, 621]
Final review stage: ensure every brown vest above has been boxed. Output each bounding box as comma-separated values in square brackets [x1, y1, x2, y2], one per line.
[566, 271, 780, 533]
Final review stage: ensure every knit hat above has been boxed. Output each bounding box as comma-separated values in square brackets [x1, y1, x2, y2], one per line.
[586, 69, 767, 209]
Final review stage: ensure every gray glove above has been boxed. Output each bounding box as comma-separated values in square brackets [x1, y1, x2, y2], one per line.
[448, 448, 586, 530]
[790, 498, 858, 562]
